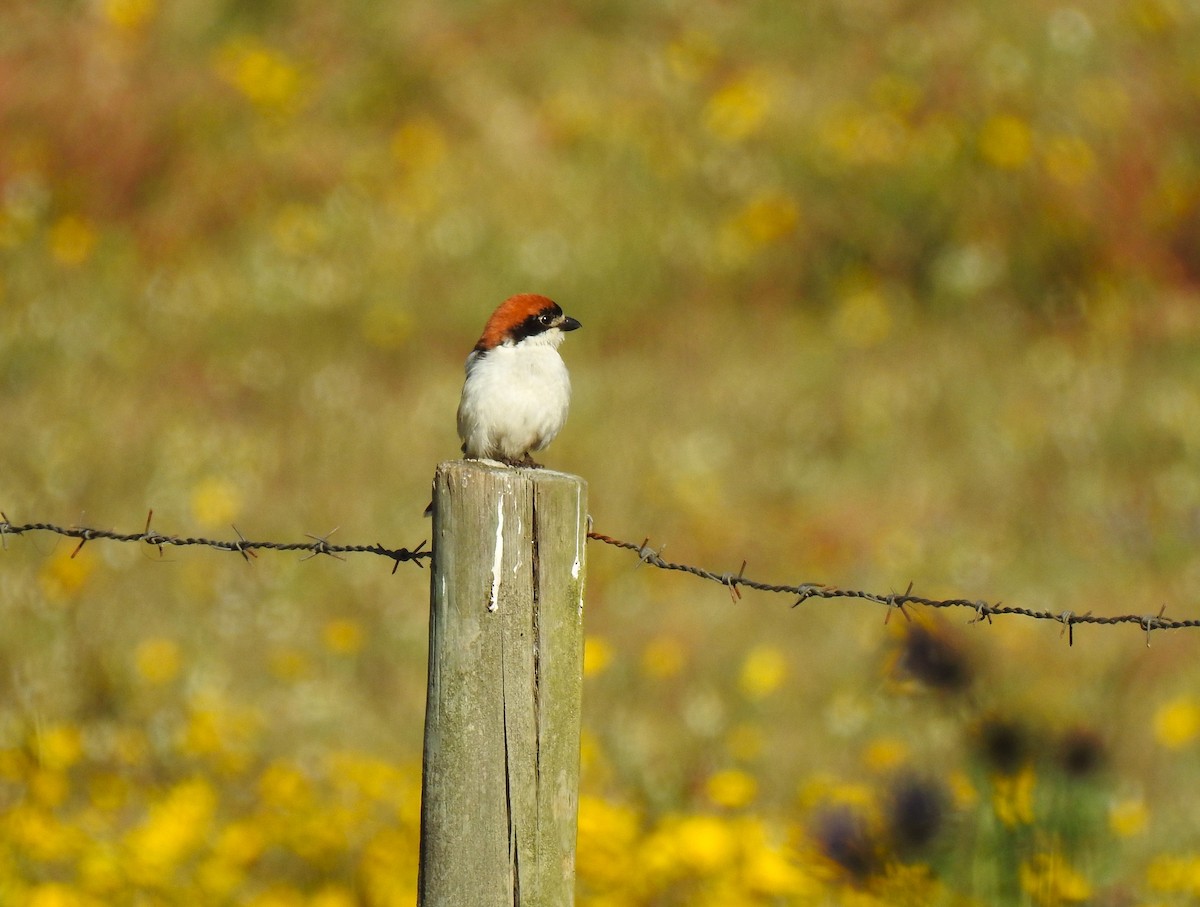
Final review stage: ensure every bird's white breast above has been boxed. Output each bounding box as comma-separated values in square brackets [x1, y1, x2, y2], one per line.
[457, 339, 572, 461]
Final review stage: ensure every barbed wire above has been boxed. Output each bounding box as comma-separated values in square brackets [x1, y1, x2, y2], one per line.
[584, 532, 1200, 646]
[2, 513, 1195, 644]
[0, 511, 430, 573]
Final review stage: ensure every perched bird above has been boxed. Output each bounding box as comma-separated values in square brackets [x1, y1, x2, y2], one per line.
[456, 293, 581, 466]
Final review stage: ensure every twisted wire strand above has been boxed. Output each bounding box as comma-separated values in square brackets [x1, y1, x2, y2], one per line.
[584, 531, 1199, 643]
[0, 516, 429, 573]
[3, 514, 1195, 641]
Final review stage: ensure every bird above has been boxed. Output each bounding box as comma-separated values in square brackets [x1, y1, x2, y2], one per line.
[456, 293, 581, 467]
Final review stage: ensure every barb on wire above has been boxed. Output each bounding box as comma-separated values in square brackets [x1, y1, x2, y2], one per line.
[0, 513, 431, 571]
[302, 528, 345, 562]
[585, 530, 1200, 643]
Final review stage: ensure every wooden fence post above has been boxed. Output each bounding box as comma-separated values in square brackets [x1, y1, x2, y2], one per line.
[418, 460, 587, 907]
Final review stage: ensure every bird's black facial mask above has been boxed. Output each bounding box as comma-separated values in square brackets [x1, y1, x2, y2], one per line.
[508, 304, 581, 344]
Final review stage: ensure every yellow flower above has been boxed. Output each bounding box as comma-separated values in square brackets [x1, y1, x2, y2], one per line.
[1108, 797, 1148, 837]
[310, 886, 358, 907]
[9, 803, 84, 862]
[1154, 696, 1200, 749]
[78, 843, 123, 895]
[1043, 135, 1096, 186]
[576, 795, 640, 886]
[269, 647, 310, 681]
[135, 638, 182, 685]
[797, 775, 876, 812]
[0, 747, 27, 781]
[862, 737, 908, 772]
[729, 193, 800, 247]
[190, 476, 242, 528]
[872, 863, 947, 905]
[48, 214, 97, 266]
[359, 828, 419, 907]
[30, 769, 71, 808]
[102, 0, 157, 32]
[391, 116, 448, 172]
[979, 113, 1033, 170]
[672, 814, 737, 874]
[214, 37, 304, 114]
[744, 838, 816, 897]
[1019, 852, 1092, 905]
[739, 645, 787, 699]
[818, 106, 907, 167]
[1133, 0, 1183, 33]
[259, 760, 313, 809]
[947, 771, 978, 809]
[289, 810, 353, 863]
[641, 635, 686, 678]
[28, 883, 92, 907]
[327, 751, 417, 811]
[323, 619, 364, 655]
[718, 192, 801, 267]
[992, 765, 1036, 827]
[833, 287, 892, 349]
[1146, 853, 1200, 895]
[38, 548, 94, 601]
[583, 636, 614, 677]
[38, 724, 83, 771]
[706, 769, 758, 809]
[178, 697, 260, 769]
[244, 885, 305, 907]
[181, 708, 223, 757]
[704, 75, 770, 142]
[125, 777, 217, 885]
[199, 853, 245, 899]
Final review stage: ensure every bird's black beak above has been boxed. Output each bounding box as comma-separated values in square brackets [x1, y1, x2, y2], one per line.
[560, 315, 582, 332]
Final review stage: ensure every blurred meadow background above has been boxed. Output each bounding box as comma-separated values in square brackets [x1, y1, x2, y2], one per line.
[4, 0, 1200, 903]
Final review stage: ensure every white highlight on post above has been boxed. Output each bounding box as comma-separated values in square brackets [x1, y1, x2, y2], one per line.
[574, 490, 585, 617]
[488, 498, 504, 612]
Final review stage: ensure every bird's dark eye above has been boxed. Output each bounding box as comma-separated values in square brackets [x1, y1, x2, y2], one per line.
[538, 313, 554, 326]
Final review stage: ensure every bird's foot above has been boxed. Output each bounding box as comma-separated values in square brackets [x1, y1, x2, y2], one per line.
[496, 453, 542, 468]
[464, 453, 542, 468]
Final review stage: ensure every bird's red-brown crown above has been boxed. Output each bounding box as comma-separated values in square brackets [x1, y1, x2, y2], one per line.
[474, 293, 560, 351]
